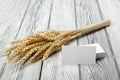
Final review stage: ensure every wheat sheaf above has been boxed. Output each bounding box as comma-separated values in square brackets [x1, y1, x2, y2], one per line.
[3, 19, 111, 64]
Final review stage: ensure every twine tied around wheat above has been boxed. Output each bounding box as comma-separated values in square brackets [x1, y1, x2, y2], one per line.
[2, 19, 111, 64]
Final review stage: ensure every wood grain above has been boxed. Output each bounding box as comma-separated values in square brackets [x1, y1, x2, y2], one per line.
[40, 0, 80, 80]
[75, 0, 120, 80]
[0, 0, 30, 79]
[0, 0, 120, 80]
[15, 0, 53, 80]
[98, 0, 120, 74]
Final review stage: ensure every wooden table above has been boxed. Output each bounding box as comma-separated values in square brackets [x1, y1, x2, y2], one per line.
[0, 0, 120, 80]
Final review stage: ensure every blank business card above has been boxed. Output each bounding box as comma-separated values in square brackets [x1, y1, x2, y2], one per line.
[62, 46, 96, 65]
[81, 43, 106, 59]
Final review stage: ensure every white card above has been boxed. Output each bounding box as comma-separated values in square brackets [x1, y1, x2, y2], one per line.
[81, 43, 106, 59]
[62, 46, 96, 65]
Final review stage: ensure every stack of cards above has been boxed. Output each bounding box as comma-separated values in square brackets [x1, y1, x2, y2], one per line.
[62, 43, 106, 65]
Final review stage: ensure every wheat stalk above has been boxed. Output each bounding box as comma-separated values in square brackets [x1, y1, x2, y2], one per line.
[2, 19, 111, 64]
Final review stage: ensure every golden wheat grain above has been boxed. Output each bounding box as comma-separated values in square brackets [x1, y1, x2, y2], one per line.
[29, 30, 59, 41]
[40, 30, 62, 41]
[35, 30, 63, 41]
[10, 34, 38, 44]
[5, 34, 50, 62]
[5, 39, 33, 62]
[5, 50, 19, 63]
[27, 34, 54, 42]
[21, 41, 47, 53]
[31, 47, 51, 62]
[42, 37, 71, 60]
[31, 42, 52, 61]
[5, 30, 82, 62]
[5, 41, 29, 62]
[42, 45, 61, 60]
[3, 19, 111, 63]
[4, 45, 17, 53]
[21, 37, 45, 46]
[42, 30, 62, 40]
[10, 39, 25, 44]
[16, 46, 41, 64]
[31, 52, 44, 62]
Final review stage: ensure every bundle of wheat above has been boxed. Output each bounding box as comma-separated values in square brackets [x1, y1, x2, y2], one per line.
[3, 19, 111, 64]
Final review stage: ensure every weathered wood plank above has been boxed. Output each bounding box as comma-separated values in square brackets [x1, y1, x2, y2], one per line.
[16, 0, 53, 80]
[98, 0, 120, 74]
[75, 0, 120, 80]
[0, 0, 120, 80]
[0, 0, 53, 80]
[0, 0, 30, 79]
[40, 0, 80, 80]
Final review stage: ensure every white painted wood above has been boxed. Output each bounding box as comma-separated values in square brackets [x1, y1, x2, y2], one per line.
[16, 0, 53, 80]
[40, 0, 80, 80]
[98, 0, 120, 73]
[0, 0, 53, 80]
[0, 0, 30, 51]
[0, 0, 120, 80]
[0, 0, 30, 79]
[75, 0, 120, 80]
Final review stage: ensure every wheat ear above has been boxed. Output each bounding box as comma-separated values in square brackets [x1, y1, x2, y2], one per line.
[3, 19, 111, 63]
[31, 42, 52, 61]
[42, 37, 72, 60]
[16, 46, 41, 64]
